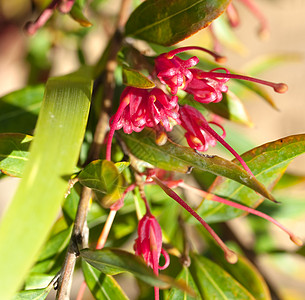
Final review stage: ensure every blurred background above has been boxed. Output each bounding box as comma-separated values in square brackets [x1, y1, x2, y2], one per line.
[0, 0, 305, 299]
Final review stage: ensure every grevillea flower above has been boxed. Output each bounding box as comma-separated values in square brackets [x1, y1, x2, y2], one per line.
[185, 68, 229, 103]
[150, 175, 303, 265]
[154, 46, 225, 95]
[180, 104, 254, 176]
[134, 212, 170, 300]
[25, 0, 75, 35]
[106, 87, 180, 160]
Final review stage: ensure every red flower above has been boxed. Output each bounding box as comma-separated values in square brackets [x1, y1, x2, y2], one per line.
[106, 87, 180, 160]
[154, 46, 224, 95]
[185, 68, 229, 103]
[134, 212, 169, 300]
[180, 105, 225, 152]
[180, 105, 254, 176]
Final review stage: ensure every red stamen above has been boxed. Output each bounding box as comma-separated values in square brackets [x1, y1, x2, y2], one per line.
[179, 182, 303, 247]
[106, 98, 129, 161]
[151, 175, 238, 264]
[197, 71, 288, 93]
[200, 121, 255, 177]
[165, 46, 226, 64]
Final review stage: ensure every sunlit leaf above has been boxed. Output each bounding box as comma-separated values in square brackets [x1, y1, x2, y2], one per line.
[0, 68, 93, 300]
[82, 260, 128, 300]
[24, 274, 54, 290]
[167, 267, 200, 300]
[120, 128, 274, 201]
[12, 287, 51, 300]
[125, 0, 231, 46]
[122, 66, 155, 89]
[197, 134, 305, 223]
[0, 133, 32, 177]
[70, 0, 92, 27]
[208, 243, 271, 300]
[189, 254, 255, 299]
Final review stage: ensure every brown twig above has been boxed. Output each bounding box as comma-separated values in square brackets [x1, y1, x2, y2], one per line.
[55, 0, 132, 298]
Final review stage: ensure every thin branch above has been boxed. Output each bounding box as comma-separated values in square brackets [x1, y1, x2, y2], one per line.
[55, 0, 132, 298]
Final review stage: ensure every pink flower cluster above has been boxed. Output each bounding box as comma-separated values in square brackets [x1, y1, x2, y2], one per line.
[107, 46, 287, 170]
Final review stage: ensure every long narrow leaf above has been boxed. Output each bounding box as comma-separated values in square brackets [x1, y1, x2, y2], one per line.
[0, 68, 93, 300]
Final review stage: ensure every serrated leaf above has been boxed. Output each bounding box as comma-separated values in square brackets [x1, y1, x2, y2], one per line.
[0, 85, 44, 134]
[120, 128, 274, 201]
[82, 260, 128, 300]
[12, 287, 51, 300]
[197, 134, 305, 223]
[0, 68, 93, 300]
[78, 159, 124, 207]
[0, 133, 32, 177]
[122, 66, 155, 89]
[125, 0, 231, 46]
[80, 248, 193, 293]
[190, 254, 255, 300]
[167, 267, 200, 300]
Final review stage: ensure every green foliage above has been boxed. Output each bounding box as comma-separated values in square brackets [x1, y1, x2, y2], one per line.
[125, 0, 231, 45]
[0, 69, 93, 300]
[0, 0, 304, 299]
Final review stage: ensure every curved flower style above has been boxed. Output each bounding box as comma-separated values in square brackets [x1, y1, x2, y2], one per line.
[180, 105, 225, 152]
[106, 87, 180, 160]
[185, 68, 229, 103]
[134, 212, 170, 300]
[154, 46, 225, 95]
[180, 105, 254, 176]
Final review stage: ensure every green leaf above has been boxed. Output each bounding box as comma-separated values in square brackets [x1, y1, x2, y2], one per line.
[207, 242, 270, 300]
[189, 254, 255, 300]
[0, 68, 93, 300]
[37, 226, 72, 261]
[12, 287, 51, 300]
[0, 85, 44, 134]
[125, 0, 231, 46]
[24, 274, 54, 290]
[78, 159, 124, 207]
[273, 172, 305, 190]
[197, 134, 305, 223]
[80, 248, 192, 293]
[82, 260, 129, 300]
[0, 133, 32, 177]
[167, 267, 200, 300]
[122, 66, 155, 89]
[120, 128, 274, 201]
[221, 256, 270, 300]
[70, 0, 93, 27]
